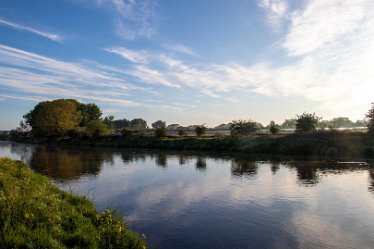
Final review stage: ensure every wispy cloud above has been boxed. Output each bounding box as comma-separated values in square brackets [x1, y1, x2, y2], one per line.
[91, 0, 158, 40]
[161, 42, 198, 57]
[258, 0, 288, 28]
[282, 0, 369, 56]
[105, 47, 151, 64]
[105, 5, 374, 119]
[0, 44, 142, 107]
[0, 18, 63, 42]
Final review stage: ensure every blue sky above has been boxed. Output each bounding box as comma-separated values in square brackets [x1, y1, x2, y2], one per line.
[0, 0, 373, 129]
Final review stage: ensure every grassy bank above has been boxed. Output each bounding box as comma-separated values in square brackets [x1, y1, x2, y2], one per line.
[11, 131, 374, 158]
[0, 158, 146, 249]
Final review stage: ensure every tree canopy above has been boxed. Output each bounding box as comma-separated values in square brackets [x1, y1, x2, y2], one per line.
[24, 99, 83, 137]
[152, 120, 166, 129]
[24, 99, 103, 137]
[295, 113, 320, 133]
[130, 118, 147, 131]
[229, 120, 258, 135]
[195, 125, 207, 136]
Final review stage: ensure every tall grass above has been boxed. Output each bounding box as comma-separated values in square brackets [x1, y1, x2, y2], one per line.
[0, 158, 146, 249]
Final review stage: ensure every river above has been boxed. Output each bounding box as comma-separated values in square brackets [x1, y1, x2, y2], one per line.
[1, 141, 373, 249]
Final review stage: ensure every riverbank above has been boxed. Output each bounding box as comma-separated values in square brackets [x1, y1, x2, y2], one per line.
[0, 158, 146, 249]
[11, 130, 374, 158]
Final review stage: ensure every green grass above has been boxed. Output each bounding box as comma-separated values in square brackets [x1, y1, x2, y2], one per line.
[0, 158, 146, 249]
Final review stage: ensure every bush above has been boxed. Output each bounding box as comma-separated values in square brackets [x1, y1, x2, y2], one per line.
[154, 127, 167, 138]
[86, 120, 110, 137]
[269, 121, 279, 135]
[229, 120, 258, 135]
[195, 125, 207, 136]
[178, 129, 186, 136]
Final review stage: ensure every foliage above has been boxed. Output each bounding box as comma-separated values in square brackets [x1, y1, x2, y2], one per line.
[152, 120, 166, 129]
[269, 121, 279, 135]
[166, 124, 181, 130]
[78, 103, 102, 127]
[0, 158, 146, 249]
[153, 120, 167, 138]
[214, 123, 230, 130]
[130, 119, 147, 131]
[103, 115, 115, 134]
[24, 99, 83, 137]
[280, 119, 296, 129]
[154, 127, 167, 138]
[229, 120, 258, 135]
[295, 113, 320, 133]
[178, 129, 186, 136]
[113, 119, 131, 130]
[366, 102, 374, 134]
[195, 125, 207, 136]
[86, 120, 110, 137]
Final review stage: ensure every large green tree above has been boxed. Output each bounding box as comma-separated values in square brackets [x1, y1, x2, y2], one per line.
[24, 99, 83, 137]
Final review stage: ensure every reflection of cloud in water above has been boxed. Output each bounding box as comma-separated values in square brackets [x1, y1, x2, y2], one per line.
[1, 142, 374, 248]
[291, 213, 373, 249]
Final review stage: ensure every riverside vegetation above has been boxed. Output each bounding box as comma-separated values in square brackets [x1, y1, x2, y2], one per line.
[0, 158, 146, 249]
[6, 99, 374, 158]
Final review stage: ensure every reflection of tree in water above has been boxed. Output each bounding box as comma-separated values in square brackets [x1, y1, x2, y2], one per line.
[291, 162, 319, 186]
[29, 146, 112, 181]
[179, 154, 187, 165]
[120, 152, 146, 164]
[270, 162, 280, 175]
[155, 153, 167, 167]
[195, 156, 207, 171]
[10, 142, 36, 164]
[369, 169, 374, 193]
[231, 158, 257, 177]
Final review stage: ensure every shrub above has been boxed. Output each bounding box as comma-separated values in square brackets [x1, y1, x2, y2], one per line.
[269, 121, 279, 135]
[229, 120, 258, 135]
[86, 120, 110, 137]
[178, 129, 186, 136]
[154, 127, 167, 138]
[195, 125, 207, 137]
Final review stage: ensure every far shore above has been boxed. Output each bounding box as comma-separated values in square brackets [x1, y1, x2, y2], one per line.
[6, 130, 374, 159]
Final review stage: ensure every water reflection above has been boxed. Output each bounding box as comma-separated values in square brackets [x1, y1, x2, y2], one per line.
[121, 152, 146, 164]
[231, 158, 257, 178]
[155, 153, 167, 168]
[1, 142, 374, 249]
[293, 162, 319, 186]
[195, 156, 207, 171]
[28, 146, 113, 181]
[270, 162, 280, 174]
[369, 169, 374, 193]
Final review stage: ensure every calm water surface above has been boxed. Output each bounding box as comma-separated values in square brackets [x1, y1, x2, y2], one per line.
[1, 141, 374, 249]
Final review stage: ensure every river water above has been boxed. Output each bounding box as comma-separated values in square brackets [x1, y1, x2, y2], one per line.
[1, 141, 374, 249]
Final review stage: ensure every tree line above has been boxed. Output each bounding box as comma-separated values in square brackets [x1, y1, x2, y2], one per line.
[18, 99, 374, 137]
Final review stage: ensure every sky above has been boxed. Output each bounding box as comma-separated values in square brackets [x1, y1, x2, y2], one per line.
[0, 0, 373, 129]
